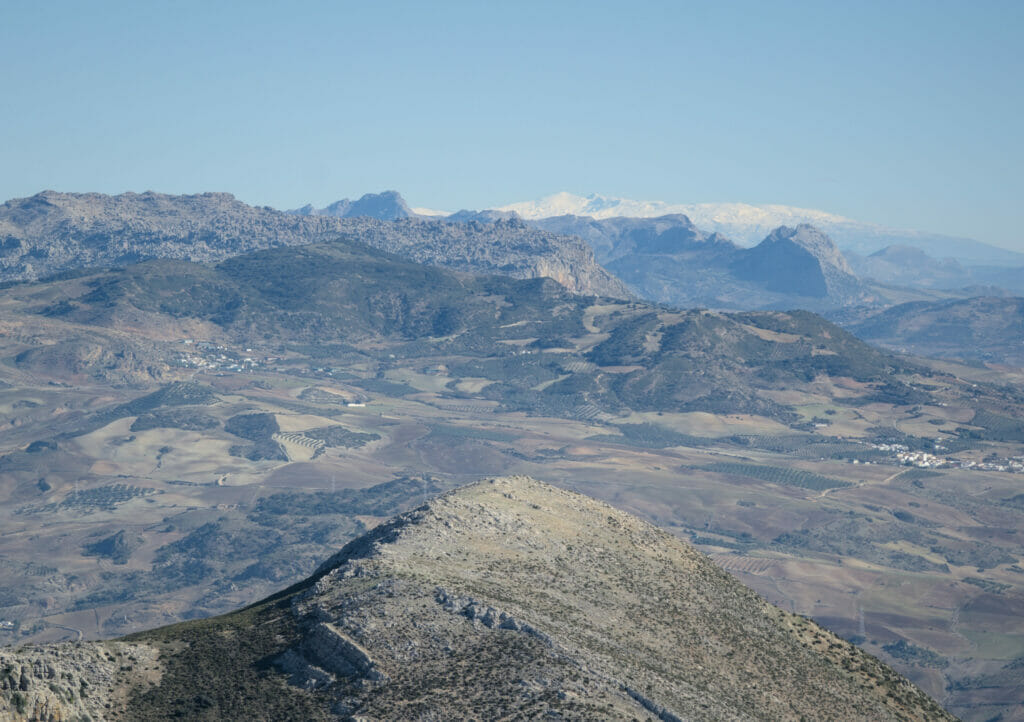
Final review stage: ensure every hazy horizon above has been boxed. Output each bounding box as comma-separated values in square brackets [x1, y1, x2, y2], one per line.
[2, 1, 1022, 251]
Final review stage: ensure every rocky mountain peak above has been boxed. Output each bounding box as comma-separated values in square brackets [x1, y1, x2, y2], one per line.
[763, 223, 856, 275]
[0, 476, 954, 719]
[292, 190, 413, 220]
[732, 223, 864, 300]
[280, 475, 951, 720]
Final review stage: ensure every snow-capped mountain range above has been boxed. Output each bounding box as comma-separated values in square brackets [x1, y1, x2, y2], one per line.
[498, 192, 847, 231]
[496, 192, 1022, 265]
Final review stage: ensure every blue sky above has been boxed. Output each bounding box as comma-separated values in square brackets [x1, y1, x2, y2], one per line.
[2, 1, 1022, 249]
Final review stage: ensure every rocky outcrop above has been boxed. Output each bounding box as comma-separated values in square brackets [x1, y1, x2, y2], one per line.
[277, 476, 953, 720]
[434, 587, 553, 643]
[0, 642, 158, 722]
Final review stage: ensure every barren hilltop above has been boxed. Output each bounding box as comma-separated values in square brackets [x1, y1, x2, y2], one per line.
[1, 477, 951, 721]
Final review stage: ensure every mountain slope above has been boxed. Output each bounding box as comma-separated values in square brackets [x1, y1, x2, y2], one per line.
[0, 191, 627, 298]
[14, 241, 920, 422]
[0, 477, 953, 721]
[318, 215, 630, 298]
[847, 296, 1024, 366]
[534, 212, 735, 264]
[847, 245, 1024, 295]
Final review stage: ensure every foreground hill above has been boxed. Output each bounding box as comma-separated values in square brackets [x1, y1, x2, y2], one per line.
[0, 477, 952, 721]
[0, 190, 628, 297]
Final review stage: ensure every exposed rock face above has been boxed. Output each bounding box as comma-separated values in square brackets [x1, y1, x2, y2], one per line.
[0, 477, 953, 720]
[0, 191, 629, 298]
[280, 476, 951, 720]
[0, 642, 158, 722]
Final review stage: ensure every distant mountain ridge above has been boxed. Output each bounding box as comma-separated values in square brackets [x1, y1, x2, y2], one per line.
[290, 190, 413, 220]
[845, 296, 1024, 366]
[846, 245, 1024, 295]
[0, 190, 628, 298]
[534, 212, 873, 311]
[499, 191, 1024, 266]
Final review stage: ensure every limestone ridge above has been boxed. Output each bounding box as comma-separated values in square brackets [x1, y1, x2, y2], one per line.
[0, 191, 628, 298]
[278, 476, 951, 720]
[0, 476, 953, 720]
[321, 215, 631, 298]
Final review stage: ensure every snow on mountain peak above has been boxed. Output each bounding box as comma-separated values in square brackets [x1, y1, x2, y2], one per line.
[495, 193, 856, 244]
[497, 192, 688, 222]
[492, 193, 1024, 266]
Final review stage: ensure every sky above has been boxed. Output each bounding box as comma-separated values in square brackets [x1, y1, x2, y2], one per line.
[2, 0, 1022, 250]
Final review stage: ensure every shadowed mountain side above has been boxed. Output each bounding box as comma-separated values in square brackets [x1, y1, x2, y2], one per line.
[731, 224, 863, 300]
[536, 212, 1024, 306]
[534, 213, 873, 311]
[0, 477, 954, 721]
[0, 191, 628, 298]
[533, 212, 737, 266]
